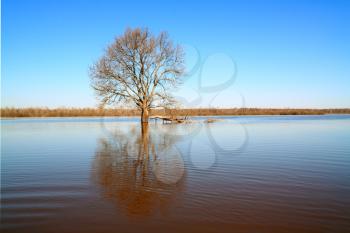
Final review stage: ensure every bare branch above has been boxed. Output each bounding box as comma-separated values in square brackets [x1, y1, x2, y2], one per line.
[90, 28, 185, 122]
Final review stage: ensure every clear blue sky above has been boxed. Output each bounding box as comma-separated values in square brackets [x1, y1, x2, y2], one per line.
[2, 0, 350, 108]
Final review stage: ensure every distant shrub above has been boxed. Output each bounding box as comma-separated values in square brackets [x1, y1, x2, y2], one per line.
[1, 107, 349, 118]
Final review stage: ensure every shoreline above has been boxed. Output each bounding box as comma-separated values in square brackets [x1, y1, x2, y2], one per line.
[1, 113, 350, 119]
[1, 107, 350, 118]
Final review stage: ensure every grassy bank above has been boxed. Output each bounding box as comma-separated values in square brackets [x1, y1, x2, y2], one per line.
[1, 107, 350, 118]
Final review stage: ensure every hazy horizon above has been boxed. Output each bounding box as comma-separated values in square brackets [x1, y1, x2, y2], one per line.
[2, 0, 350, 108]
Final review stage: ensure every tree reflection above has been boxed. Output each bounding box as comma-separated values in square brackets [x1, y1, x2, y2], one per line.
[91, 123, 186, 217]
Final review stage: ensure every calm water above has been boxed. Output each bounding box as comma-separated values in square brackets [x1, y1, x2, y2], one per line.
[1, 115, 350, 233]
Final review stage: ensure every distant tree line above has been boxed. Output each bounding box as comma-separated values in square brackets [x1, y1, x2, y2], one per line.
[1, 107, 350, 118]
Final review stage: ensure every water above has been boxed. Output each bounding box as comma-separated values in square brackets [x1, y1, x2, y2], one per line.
[1, 115, 350, 233]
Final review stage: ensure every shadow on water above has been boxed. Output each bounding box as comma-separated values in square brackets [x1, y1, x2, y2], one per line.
[91, 122, 186, 217]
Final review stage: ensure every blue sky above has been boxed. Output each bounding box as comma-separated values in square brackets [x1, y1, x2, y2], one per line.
[2, 0, 350, 108]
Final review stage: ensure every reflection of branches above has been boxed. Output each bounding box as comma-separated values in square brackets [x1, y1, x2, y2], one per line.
[91, 123, 186, 217]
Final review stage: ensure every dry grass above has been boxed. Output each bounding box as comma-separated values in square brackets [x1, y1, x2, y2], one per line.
[1, 107, 350, 118]
[204, 118, 221, 123]
[0, 108, 138, 117]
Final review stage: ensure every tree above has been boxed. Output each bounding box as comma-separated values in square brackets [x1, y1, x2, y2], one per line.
[90, 28, 185, 123]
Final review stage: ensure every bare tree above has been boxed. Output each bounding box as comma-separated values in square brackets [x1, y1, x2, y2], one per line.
[90, 28, 185, 123]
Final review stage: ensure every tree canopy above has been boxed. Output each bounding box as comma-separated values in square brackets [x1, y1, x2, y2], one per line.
[90, 28, 185, 122]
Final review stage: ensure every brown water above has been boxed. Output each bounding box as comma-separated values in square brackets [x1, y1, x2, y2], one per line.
[1, 116, 350, 233]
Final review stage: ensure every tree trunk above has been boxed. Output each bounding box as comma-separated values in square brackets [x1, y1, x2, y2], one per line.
[141, 122, 149, 159]
[141, 107, 149, 123]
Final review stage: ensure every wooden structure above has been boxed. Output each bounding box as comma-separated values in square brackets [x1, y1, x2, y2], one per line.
[151, 115, 188, 124]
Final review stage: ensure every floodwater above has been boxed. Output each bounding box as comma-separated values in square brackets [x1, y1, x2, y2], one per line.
[1, 115, 350, 233]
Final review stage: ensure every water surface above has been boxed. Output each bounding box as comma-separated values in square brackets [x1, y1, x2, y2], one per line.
[1, 115, 350, 233]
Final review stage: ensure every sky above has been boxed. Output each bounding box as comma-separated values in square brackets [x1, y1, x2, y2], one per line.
[2, 0, 350, 108]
